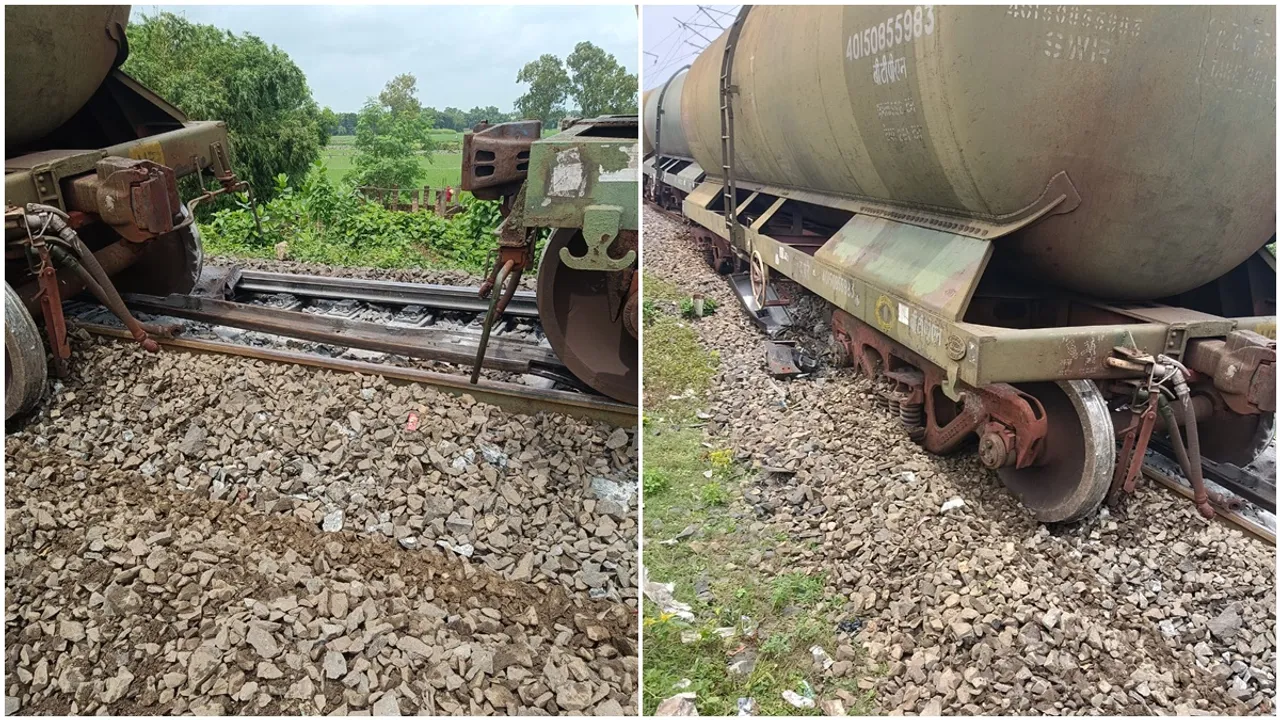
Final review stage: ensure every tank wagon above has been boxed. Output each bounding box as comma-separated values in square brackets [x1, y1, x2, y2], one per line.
[645, 5, 1276, 522]
[5, 5, 250, 419]
[462, 116, 639, 405]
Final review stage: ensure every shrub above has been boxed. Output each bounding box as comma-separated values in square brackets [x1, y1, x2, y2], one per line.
[201, 162, 502, 274]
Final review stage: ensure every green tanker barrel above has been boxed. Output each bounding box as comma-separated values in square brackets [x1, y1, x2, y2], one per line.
[5, 5, 130, 147]
[643, 69, 692, 160]
[680, 6, 1276, 300]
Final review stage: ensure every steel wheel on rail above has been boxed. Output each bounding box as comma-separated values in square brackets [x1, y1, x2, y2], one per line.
[1193, 411, 1275, 468]
[113, 212, 204, 297]
[536, 229, 638, 405]
[6, 282, 48, 421]
[996, 380, 1114, 523]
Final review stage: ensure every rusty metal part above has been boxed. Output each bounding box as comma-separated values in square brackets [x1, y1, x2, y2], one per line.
[461, 120, 541, 200]
[536, 229, 638, 405]
[1110, 400, 1159, 499]
[832, 308, 1047, 466]
[6, 120, 232, 211]
[1148, 436, 1276, 514]
[47, 243, 165, 356]
[623, 273, 639, 340]
[764, 341, 816, 377]
[1193, 410, 1276, 468]
[15, 205, 158, 353]
[110, 221, 204, 298]
[1143, 464, 1276, 546]
[679, 6, 1274, 299]
[831, 306, 1108, 521]
[76, 321, 635, 428]
[15, 237, 143, 317]
[994, 380, 1116, 523]
[603, 231, 638, 325]
[63, 157, 182, 242]
[1184, 330, 1276, 414]
[31, 243, 70, 377]
[120, 292, 564, 376]
[471, 260, 515, 385]
[977, 421, 1016, 470]
[5, 281, 48, 421]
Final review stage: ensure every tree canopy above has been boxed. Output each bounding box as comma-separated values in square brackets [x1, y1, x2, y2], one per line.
[514, 54, 571, 126]
[123, 12, 324, 202]
[567, 42, 639, 117]
[514, 42, 637, 125]
[347, 74, 436, 190]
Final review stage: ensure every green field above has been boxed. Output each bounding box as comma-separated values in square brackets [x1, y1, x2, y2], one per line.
[320, 126, 557, 188]
[320, 142, 462, 188]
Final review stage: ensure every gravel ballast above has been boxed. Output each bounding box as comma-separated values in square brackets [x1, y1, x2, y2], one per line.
[643, 205, 1276, 716]
[6, 332, 637, 715]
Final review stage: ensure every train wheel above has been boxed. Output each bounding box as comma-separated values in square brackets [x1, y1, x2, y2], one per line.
[112, 219, 203, 297]
[5, 282, 48, 421]
[1194, 411, 1275, 467]
[996, 380, 1114, 523]
[537, 229, 638, 405]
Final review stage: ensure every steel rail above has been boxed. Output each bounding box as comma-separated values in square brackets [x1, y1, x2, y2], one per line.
[1142, 464, 1276, 545]
[1148, 437, 1276, 513]
[229, 268, 540, 318]
[75, 322, 635, 427]
[121, 293, 560, 374]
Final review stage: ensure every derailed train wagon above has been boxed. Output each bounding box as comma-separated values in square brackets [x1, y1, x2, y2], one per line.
[5, 5, 251, 419]
[646, 5, 1276, 522]
[462, 116, 639, 405]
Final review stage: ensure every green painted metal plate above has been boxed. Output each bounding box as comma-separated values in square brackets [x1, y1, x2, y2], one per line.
[814, 214, 991, 322]
[522, 117, 639, 232]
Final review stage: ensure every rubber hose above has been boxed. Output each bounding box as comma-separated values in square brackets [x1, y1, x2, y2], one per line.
[1156, 395, 1214, 519]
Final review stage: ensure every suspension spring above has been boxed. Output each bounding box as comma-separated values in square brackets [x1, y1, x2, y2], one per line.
[900, 401, 924, 429]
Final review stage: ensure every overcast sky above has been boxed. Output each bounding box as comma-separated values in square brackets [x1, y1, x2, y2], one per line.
[641, 4, 735, 90]
[143, 5, 638, 113]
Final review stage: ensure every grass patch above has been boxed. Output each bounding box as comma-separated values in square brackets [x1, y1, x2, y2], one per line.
[771, 572, 827, 610]
[320, 145, 463, 188]
[642, 300, 719, 420]
[643, 271, 684, 302]
[642, 423, 875, 716]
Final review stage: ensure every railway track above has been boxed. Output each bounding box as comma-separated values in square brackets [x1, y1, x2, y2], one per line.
[1140, 450, 1277, 546]
[66, 264, 635, 424]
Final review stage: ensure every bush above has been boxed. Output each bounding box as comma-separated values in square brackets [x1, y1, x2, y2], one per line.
[201, 162, 501, 274]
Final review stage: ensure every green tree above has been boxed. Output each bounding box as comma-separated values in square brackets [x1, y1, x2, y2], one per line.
[514, 54, 570, 125]
[566, 42, 638, 116]
[318, 107, 338, 145]
[123, 12, 323, 202]
[464, 106, 509, 128]
[379, 73, 422, 116]
[348, 74, 436, 190]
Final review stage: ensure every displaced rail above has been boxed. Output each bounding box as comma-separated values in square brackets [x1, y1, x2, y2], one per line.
[1142, 460, 1277, 545]
[64, 265, 617, 404]
[119, 292, 563, 377]
[75, 321, 634, 427]
[229, 268, 540, 318]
